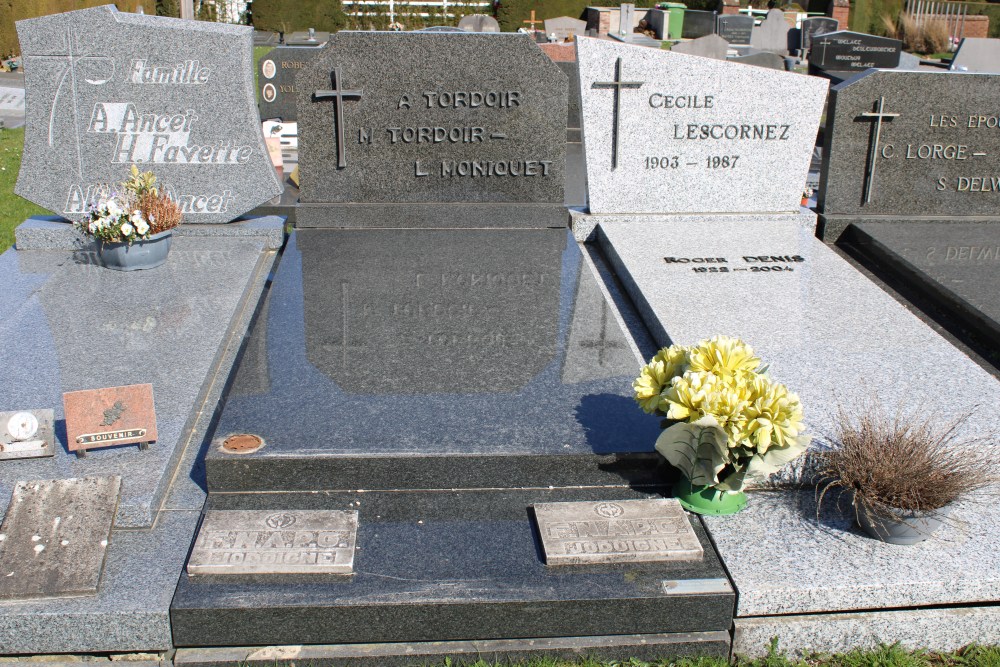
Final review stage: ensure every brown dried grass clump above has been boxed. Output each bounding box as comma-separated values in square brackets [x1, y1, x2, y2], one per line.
[817, 405, 998, 515]
[139, 191, 182, 234]
[880, 13, 899, 39]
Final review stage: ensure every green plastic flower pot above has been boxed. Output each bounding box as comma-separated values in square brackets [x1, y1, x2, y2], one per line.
[674, 476, 747, 515]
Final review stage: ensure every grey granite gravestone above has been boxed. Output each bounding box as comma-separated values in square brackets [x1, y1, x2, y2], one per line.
[533, 499, 703, 565]
[415, 26, 467, 32]
[619, 3, 636, 37]
[951, 37, 1000, 73]
[15, 6, 282, 224]
[809, 30, 901, 76]
[716, 15, 754, 45]
[459, 13, 501, 32]
[576, 36, 827, 214]
[0, 476, 121, 600]
[258, 46, 320, 121]
[545, 16, 587, 41]
[295, 32, 567, 227]
[187, 509, 359, 575]
[286, 29, 330, 46]
[672, 34, 729, 60]
[728, 49, 787, 70]
[817, 70, 1000, 241]
[798, 16, 838, 53]
[682, 10, 717, 39]
[749, 8, 789, 55]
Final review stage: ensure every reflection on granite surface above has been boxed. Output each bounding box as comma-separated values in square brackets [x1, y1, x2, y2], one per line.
[215, 228, 659, 458]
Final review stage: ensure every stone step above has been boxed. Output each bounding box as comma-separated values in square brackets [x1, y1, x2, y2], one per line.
[169, 488, 735, 648]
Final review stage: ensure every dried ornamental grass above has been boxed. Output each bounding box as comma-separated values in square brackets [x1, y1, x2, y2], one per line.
[139, 191, 182, 235]
[817, 405, 998, 520]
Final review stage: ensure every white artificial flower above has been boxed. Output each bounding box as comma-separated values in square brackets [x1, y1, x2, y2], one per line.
[106, 200, 121, 217]
[120, 222, 134, 237]
[88, 222, 97, 234]
[135, 220, 149, 235]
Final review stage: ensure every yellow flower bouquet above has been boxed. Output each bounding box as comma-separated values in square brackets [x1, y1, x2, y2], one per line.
[634, 335, 809, 494]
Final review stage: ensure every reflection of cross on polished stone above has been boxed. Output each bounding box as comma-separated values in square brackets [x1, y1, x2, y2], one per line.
[322, 282, 367, 372]
[523, 10, 543, 31]
[593, 57, 644, 171]
[579, 300, 627, 366]
[313, 67, 363, 169]
[856, 96, 900, 205]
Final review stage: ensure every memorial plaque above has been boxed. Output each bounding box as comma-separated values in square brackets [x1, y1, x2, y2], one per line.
[577, 36, 827, 214]
[682, 10, 717, 39]
[63, 383, 158, 454]
[14, 6, 282, 223]
[534, 499, 703, 565]
[458, 14, 501, 33]
[544, 16, 586, 41]
[0, 476, 121, 600]
[258, 46, 321, 121]
[951, 37, 1000, 73]
[749, 8, 789, 55]
[799, 16, 838, 52]
[810, 30, 901, 73]
[819, 71, 1000, 222]
[716, 15, 754, 45]
[295, 32, 567, 227]
[187, 509, 359, 575]
[0, 409, 55, 461]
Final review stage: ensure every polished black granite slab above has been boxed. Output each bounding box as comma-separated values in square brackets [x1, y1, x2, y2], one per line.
[845, 221, 1000, 347]
[170, 487, 734, 647]
[207, 228, 661, 491]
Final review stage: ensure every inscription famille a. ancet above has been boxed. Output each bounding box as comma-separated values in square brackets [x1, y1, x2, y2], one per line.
[858, 97, 1000, 203]
[313, 68, 551, 179]
[664, 254, 806, 274]
[53, 57, 253, 217]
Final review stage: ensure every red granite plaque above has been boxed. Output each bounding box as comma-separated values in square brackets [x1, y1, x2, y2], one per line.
[63, 384, 158, 455]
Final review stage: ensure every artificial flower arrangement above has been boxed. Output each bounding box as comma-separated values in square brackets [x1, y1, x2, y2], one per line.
[633, 335, 809, 495]
[74, 165, 181, 245]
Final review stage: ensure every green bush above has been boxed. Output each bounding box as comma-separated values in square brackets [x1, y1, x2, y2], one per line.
[250, 0, 348, 33]
[0, 0, 143, 58]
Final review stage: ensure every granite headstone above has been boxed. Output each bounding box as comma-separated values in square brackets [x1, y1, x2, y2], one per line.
[258, 46, 320, 121]
[15, 6, 282, 224]
[286, 29, 330, 46]
[798, 16, 838, 52]
[682, 10, 717, 39]
[749, 8, 790, 55]
[458, 14, 501, 32]
[818, 70, 1000, 239]
[728, 49, 787, 70]
[672, 34, 729, 60]
[809, 30, 901, 75]
[951, 37, 1000, 73]
[576, 36, 828, 214]
[544, 16, 587, 41]
[716, 15, 754, 45]
[295, 32, 567, 227]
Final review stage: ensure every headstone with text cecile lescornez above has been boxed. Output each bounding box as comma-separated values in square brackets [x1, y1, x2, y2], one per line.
[294, 32, 567, 228]
[576, 37, 827, 215]
[15, 6, 282, 224]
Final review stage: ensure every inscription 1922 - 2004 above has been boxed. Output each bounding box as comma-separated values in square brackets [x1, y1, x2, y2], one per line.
[664, 254, 806, 274]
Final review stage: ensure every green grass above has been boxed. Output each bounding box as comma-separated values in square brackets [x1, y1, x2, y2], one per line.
[400, 643, 1000, 667]
[0, 126, 48, 252]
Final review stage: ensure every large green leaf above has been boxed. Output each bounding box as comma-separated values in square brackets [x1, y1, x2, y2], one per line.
[746, 435, 811, 479]
[654, 416, 729, 487]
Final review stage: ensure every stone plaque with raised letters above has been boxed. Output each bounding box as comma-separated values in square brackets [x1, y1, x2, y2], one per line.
[187, 509, 359, 575]
[15, 6, 281, 223]
[534, 499, 703, 565]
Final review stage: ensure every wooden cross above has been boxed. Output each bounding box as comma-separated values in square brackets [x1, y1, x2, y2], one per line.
[313, 67, 363, 169]
[523, 10, 543, 31]
[592, 57, 644, 171]
[857, 96, 900, 204]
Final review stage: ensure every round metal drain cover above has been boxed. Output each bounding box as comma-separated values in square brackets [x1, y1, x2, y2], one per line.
[221, 433, 264, 454]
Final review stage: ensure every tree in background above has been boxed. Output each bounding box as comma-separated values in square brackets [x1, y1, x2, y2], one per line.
[0, 0, 142, 57]
[251, 0, 348, 33]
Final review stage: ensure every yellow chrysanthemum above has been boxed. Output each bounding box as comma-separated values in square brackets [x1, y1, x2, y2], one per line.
[632, 344, 690, 414]
[743, 375, 805, 453]
[687, 335, 761, 378]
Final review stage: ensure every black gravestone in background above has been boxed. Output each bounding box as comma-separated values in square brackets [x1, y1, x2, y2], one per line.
[258, 46, 320, 121]
[682, 10, 716, 39]
[716, 15, 754, 45]
[810, 30, 901, 72]
[799, 16, 838, 52]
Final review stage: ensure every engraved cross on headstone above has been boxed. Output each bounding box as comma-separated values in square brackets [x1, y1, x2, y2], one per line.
[856, 96, 900, 204]
[579, 300, 627, 366]
[593, 57, 644, 171]
[313, 67, 363, 169]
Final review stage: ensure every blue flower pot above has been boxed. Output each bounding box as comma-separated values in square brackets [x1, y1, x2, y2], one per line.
[98, 230, 172, 271]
